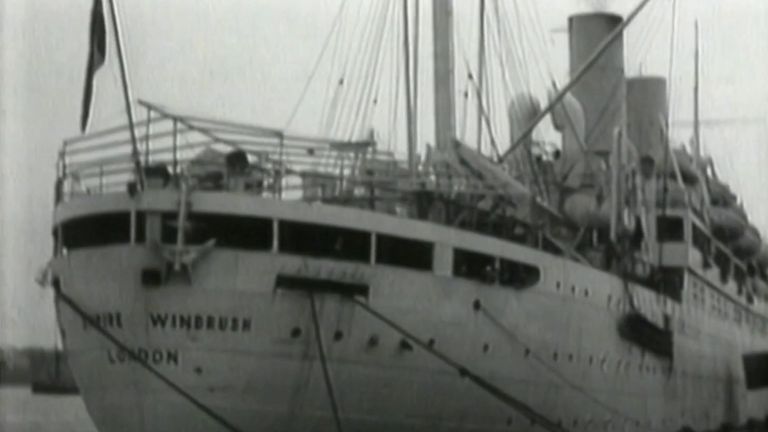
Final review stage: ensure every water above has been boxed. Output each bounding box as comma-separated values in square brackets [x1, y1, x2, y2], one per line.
[0, 386, 97, 432]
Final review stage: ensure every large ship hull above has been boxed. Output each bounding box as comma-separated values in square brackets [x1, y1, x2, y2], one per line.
[51, 191, 768, 432]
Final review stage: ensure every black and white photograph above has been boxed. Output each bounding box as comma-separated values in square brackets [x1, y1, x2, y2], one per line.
[2, 0, 768, 431]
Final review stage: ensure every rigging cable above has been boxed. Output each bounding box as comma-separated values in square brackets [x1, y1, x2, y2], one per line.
[322, 1, 368, 135]
[284, 0, 348, 130]
[656, 0, 679, 272]
[319, 1, 352, 133]
[666, 0, 679, 134]
[329, 0, 382, 137]
[526, 0, 558, 84]
[349, 296, 570, 432]
[387, 5, 403, 153]
[356, 0, 398, 139]
[636, 4, 668, 70]
[500, 0, 655, 162]
[472, 299, 669, 432]
[454, 20, 502, 159]
[339, 0, 389, 138]
[52, 284, 245, 432]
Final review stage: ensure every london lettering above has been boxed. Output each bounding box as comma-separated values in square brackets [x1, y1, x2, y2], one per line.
[107, 347, 180, 367]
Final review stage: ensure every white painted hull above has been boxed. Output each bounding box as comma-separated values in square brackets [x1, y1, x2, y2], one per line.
[51, 192, 768, 432]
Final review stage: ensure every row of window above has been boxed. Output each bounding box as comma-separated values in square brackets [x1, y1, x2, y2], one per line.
[453, 249, 540, 289]
[56, 212, 540, 288]
[661, 215, 761, 291]
[687, 278, 768, 336]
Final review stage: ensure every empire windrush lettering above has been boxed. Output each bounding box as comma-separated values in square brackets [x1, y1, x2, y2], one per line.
[83, 311, 123, 330]
[82, 311, 253, 334]
[149, 312, 253, 333]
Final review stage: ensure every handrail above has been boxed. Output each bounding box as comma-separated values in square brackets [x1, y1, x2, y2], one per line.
[56, 103, 511, 204]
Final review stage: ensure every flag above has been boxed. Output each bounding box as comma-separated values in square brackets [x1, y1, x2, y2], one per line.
[80, 0, 107, 133]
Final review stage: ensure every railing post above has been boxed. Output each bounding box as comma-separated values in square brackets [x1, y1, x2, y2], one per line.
[277, 132, 285, 199]
[172, 119, 179, 179]
[144, 105, 152, 166]
[54, 151, 64, 204]
[59, 149, 68, 202]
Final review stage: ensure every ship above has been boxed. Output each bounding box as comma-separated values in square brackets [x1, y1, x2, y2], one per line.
[45, 0, 768, 431]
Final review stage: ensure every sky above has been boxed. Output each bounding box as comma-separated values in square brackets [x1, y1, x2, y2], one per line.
[1, 0, 767, 347]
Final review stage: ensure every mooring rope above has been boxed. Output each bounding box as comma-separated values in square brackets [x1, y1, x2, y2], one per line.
[308, 292, 345, 432]
[52, 284, 245, 432]
[472, 298, 656, 430]
[350, 296, 569, 432]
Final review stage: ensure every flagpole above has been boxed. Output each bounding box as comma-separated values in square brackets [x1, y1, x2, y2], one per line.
[105, 0, 144, 189]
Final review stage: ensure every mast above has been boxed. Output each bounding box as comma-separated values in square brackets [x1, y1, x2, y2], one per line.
[432, 0, 457, 150]
[106, 0, 144, 189]
[693, 20, 701, 163]
[402, 0, 416, 175]
[412, 0, 419, 160]
[475, 0, 486, 153]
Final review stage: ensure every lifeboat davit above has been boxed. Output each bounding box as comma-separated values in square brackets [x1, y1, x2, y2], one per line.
[708, 205, 747, 243]
[731, 224, 762, 260]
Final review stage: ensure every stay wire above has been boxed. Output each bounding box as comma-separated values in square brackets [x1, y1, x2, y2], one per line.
[455, 20, 502, 159]
[350, 296, 570, 432]
[323, 1, 367, 134]
[53, 285, 245, 432]
[284, 0, 348, 130]
[319, 1, 351, 133]
[666, 0, 679, 131]
[473, 299, 667, 432]
[355, 0, 396, 138]
[338, 0, 387, 138]
[330, 0, 382, 136]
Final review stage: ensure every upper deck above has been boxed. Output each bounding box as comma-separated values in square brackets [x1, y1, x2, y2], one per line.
[55, 102, 768, 314]
[57, 101, 566, 256]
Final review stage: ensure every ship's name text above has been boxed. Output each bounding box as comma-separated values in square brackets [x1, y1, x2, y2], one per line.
[107, 347, 180, 367]
[149, 313, 252, 333]
[83, 311, 253, 334]
[83, 311, 123, 331]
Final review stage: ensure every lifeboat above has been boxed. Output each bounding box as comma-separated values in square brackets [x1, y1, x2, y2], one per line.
[708, 205, 747, 243]
[563, 189, 610, 228]
[663, 148, 700, 185]
[708, 179, 738, 207]
[756, 244, 768, 269]
[730, 224, 762, 260]
[655, 181, 688, 209]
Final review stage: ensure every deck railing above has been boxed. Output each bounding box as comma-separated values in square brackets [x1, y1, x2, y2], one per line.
[58, 101, 416, 202]
[56, 101, 520, 212]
